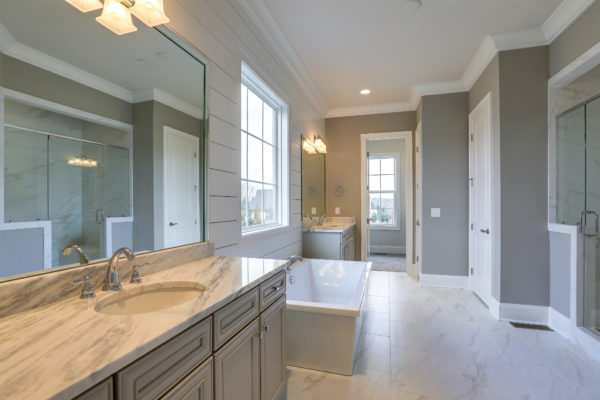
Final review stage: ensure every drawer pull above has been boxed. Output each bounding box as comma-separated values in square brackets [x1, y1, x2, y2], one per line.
[264, 325, 271, 332]
[272, 284, 283, 292]
[258, 331, 265, 340]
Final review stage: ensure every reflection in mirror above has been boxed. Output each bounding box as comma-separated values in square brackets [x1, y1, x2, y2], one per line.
[301, 136, 326, 218]
[0, 0, 206, 281]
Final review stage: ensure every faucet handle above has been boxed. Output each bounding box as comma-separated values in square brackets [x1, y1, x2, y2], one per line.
[130, 263, 151, 284]
[72, 276, 96, 299]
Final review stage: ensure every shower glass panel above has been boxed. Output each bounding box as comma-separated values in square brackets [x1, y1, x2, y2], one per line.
[584, 97, 600, 334]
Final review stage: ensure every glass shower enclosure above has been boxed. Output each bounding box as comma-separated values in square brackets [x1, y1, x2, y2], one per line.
[557, 96, 600, 335]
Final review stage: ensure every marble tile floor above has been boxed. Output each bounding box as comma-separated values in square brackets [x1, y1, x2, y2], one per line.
[369, 254, 406, 272]
[286, 271, 600, 400]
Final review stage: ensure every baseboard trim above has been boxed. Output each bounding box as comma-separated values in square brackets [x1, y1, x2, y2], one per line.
[548, 307, 571, 338]
[420, 274, 468, 289]
[498, 303, 548, 325]
[370, 245, 405, 255]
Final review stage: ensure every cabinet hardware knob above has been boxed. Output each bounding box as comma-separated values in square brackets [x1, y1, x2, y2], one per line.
[264, 325, 271, 332]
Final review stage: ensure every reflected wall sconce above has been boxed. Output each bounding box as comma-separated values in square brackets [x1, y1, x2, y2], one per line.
[65, 0, 169, 36]
[303, 136, 327, 154]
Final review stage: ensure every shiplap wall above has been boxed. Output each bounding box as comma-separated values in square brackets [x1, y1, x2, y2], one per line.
[167, 0, 325, 258]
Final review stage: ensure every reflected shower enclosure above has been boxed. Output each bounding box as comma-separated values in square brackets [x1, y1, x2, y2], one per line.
[3, 99, 131, 270]
[557, 95, 600, 335]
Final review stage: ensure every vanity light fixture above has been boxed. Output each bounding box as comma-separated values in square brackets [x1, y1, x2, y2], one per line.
[65, 0, 170, 35]
[68, 157, 98, 167]
[65, 0, 103, 12]
[313, 136, 327, 154]
[360, 89, 371, 95]
[303, 139, 317, 154]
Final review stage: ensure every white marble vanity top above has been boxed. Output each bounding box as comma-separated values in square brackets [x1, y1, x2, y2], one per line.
[0, 255, 288, 400]
[303, 217, 356, 234]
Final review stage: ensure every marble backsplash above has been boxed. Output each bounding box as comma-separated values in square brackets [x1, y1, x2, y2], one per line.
[0, 241, 214, 318]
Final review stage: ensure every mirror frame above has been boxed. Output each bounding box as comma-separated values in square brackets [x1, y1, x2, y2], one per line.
[0, 25, 210, 283]
[300, 135, 326, 220]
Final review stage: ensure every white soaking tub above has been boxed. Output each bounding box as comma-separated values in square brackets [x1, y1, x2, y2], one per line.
[285, 259, 371, 375]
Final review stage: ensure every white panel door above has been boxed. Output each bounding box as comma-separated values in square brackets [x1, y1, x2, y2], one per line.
[163, 126, 200, 248]
[469, 94, 493, 306]
[414, 123, 423, 277]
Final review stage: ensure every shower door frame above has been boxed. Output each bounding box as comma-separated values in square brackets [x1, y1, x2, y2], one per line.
[0, 87, 134, 267]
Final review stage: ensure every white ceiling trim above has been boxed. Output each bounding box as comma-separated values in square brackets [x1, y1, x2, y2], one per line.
[132, 88, 204, 119]
[461, 36, 497, 92]
[235, 0, 329, 117]
[549, 40, 600, 88]
[414, 80, 467, 97]
[0, 22, 133, 103]
[542, 0, 596, 44]
[326, 102, 414, 119]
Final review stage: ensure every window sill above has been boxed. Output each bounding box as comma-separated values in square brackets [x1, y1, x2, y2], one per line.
[241, 224, 291, 243]
[370, 225, 401, 231]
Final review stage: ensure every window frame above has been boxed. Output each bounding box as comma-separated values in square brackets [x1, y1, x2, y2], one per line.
[240, 62, 290, 238]
[368, 152, 400, 230]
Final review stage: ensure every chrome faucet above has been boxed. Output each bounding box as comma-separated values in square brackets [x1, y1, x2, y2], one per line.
[286, 255, 304, 271]
[62, 243, 90, 265]
[104, 247, 135, 291]
[317, 215, 327, 226]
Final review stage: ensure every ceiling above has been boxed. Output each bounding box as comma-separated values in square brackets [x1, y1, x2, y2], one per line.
[264, 0, 562, 112]
[0, 0, 204, 114]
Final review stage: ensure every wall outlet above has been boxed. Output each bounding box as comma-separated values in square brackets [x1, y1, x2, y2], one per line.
[335, 207, 341, 215]
[311, 207, 317, 215]
[431, 208, 441, 218]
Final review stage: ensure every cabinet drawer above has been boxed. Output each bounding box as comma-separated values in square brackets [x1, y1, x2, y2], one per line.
[161, 357, 213, 400]
[74, 378, 113, 400]
[116, 317, 212, 400]
[259, 272, 286, 312]
[213, 288, 260, 350]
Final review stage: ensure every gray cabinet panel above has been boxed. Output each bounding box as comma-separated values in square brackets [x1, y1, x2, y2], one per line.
[213, 288, 260, 350]
[214, 319, 260, 400]
[116, 317, 212, 400]
[75, 378, 113, 400]
[259, 272, 285, 312]
[260, 296, 286, 400]
[161, 357, 213, 400]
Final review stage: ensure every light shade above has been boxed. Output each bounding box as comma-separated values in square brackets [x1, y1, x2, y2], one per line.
[96, 0, 138, 35]
[303, 139, 317, 154]
[314, 137, 327, 154]
[65, 0, 103, 13]
[130, 0, 170, 27]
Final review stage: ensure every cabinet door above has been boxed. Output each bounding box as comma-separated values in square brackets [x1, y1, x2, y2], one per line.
[74, 378, 113, 400]
[161, 357, 213, 400]
[214, 319, 260, 400]
[348, 236, 355, 261]
[260, 296, 286, 400]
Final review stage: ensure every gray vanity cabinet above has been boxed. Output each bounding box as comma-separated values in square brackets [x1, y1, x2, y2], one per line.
[303, 228, 355, 261]
[260, 296, 286, 400]
[75, 378, 113, 400]
[162, 357, 213, 400]
[214, 319, 261, 400]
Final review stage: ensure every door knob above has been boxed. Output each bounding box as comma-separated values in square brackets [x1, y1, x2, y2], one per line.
[480, 228, 490, 234]
[169, 222, 178, 227]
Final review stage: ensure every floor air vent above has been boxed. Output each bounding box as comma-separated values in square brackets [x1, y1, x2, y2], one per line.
[509, 322, 553, 331]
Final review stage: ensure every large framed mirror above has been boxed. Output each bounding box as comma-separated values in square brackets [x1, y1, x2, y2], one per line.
[301, 136, 326, 219]
[0, 0, 207, 281]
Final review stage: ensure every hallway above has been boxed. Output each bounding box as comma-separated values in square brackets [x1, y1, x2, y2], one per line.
[286, 272, 600, 400]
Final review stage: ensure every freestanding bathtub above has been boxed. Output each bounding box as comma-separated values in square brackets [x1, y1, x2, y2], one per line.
[285, 258, 371, 375]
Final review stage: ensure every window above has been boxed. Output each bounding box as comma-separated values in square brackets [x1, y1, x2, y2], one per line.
[369, 156, 397, 225]
[240, 63, 289, 234]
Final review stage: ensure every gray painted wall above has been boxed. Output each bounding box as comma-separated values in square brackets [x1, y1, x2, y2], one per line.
[549, 231, 571, 317]
[498, 47, 550, 306]
[0, 229, 44, 277]
[549, 1, 600, 77]
[0, 54, 131, 124]
[421, 92, 469, 276]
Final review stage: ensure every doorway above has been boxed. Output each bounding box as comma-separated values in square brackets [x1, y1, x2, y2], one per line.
[360, 131, 413, 275]
[469, 93, 493, 306]
[163, 126, 201, 248]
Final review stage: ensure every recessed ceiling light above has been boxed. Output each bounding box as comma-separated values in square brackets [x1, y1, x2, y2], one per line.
[360, 89, 371, 95]
[404, 0, 422, 12]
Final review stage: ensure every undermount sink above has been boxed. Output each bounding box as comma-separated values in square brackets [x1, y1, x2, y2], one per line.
[95, 282, 205, 316]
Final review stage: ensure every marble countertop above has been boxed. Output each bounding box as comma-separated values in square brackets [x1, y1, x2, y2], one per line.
[303, 222, 355, 234]
[0, 256, 288, 400]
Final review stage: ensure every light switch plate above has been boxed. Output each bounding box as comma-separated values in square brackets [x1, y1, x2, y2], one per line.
[311, 207, 317, 215]
[335, 207, 341, 215]
[431, 208, 441, 218]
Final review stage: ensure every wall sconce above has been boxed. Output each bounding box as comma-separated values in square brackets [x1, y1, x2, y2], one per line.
[313, 136, 327, 154]
[303, 139, 317, 154]
[66, 0, 170, 36]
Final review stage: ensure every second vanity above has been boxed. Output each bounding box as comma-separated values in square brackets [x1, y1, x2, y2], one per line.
[302, 217, 356, 261]
[0, 242, 288, 400]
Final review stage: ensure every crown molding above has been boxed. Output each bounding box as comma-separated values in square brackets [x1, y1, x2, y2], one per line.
[0, 23, 133, 103]
[132, 88, 204, 119]
[326, 102, 414, 119]
[414, 80, 467, 97]
[409, 87, 421, 110]
[461, 35, 497, 91]
[492, 28, 547, 51]
[234, 0, 329, 117]
[542, 0, 596, 44]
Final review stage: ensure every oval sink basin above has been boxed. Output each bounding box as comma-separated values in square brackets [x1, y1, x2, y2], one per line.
[95, 282, 205, 316]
